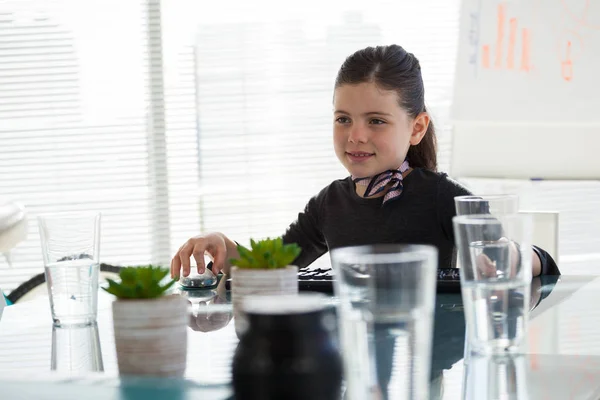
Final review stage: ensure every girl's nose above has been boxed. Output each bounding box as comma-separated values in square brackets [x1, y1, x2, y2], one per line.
[348, 125, 368, 144]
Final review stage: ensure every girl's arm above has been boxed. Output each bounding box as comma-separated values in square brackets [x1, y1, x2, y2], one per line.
[282, 195, 328, 269]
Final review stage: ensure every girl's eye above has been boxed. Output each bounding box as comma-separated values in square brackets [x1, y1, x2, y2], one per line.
[335, 116, 350, 124]
[370, 118, 386, 125]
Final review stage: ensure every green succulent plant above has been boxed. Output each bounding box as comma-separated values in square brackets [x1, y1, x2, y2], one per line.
[102, 265, 177, 299]
[230, 237, 301, 269]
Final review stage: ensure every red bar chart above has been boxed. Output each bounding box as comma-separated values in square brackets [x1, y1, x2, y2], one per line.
[481, 3, 531, 72]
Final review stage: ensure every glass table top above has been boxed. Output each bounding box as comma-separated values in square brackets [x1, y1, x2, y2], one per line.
[1, 273, 600, 399]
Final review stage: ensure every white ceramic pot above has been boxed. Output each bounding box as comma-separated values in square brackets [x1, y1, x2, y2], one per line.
[112, 295, 188, 377]
[231, 265, 298, 336]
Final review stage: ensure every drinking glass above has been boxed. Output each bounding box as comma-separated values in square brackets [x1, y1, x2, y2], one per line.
[331, 244, 438, 400]
[454, 194, 519, 217]
[38, 212, 101, 326]
[453, 214, 533, 355]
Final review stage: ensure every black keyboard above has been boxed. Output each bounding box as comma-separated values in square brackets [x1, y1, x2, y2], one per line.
[297, 267, 461, 294]
[220, 266, 461, 294]
[435, 268, 461, 293]
[298, 267, 336, 294]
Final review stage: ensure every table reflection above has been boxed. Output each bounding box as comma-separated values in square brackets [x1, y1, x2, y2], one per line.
[188, 293, 233, 333]
[51, 322, 104, 374]
[462, 353, 528, 400]
[428, 276, 557, 399]
[178, 276, 234, 333]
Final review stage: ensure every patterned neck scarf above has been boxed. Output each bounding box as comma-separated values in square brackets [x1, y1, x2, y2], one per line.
[352, 160, 410, 205]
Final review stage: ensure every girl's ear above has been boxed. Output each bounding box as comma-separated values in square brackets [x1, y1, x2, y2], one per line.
[410, 112, 430, 145]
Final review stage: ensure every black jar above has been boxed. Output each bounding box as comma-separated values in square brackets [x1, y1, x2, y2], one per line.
[232, 293, 343, 400]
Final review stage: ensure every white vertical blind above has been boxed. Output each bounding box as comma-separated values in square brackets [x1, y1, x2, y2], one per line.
[0, 0, 166, 291]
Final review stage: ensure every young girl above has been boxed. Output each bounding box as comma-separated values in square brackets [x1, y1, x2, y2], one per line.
[170, 44, 558, 279]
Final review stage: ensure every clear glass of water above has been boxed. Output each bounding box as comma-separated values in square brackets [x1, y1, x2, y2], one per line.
[51, 321, 104, 374]
[330, 244, 438, 400]
[453, 214, 533, 355]
[462, 353, 529, 400]
[454, 194, 519, 217]
[454, 193, 521, 360]
[38, 212, 101, 326]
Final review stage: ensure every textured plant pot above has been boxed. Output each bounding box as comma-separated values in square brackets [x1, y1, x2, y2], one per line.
[112, 295, 188, 377]
[231, 266, 298, 337]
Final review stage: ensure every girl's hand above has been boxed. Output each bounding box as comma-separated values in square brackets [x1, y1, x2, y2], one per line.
[170, 232, 239, 278]
[474, 238, 520, 279]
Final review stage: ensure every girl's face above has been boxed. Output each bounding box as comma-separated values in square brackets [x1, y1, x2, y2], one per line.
[333, 82, 429, 178]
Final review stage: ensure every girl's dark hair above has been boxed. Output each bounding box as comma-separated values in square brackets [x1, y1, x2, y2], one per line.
[335, 44, 437, 171]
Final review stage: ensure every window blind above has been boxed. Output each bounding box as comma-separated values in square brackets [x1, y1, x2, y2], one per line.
[0, 0, 173, 291]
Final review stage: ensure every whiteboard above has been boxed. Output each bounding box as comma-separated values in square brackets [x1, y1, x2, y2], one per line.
[450, 123, 600, 179]
[452, 0, 600, 123]
[451, 0, 600, 179]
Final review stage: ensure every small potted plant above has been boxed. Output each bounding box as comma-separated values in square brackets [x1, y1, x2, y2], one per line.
[102, 265, 188, 377]
[230, 237, 301, 335]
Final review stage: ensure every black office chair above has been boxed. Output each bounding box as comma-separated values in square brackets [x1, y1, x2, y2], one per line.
[7, 263, 122, 304]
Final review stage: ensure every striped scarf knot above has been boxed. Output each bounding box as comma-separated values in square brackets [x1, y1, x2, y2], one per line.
[352, 160, 410, 205]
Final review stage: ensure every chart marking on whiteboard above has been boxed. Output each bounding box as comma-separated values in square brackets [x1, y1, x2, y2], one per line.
[520, 28, 531, 72]
[561, 40, 573, 81]
[468, 0, 484, 77]
[494, 3, 506, 68]
[481, 2, 531, 73]
[507, 17, 517, 69]
[482, 45, 491, 68]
